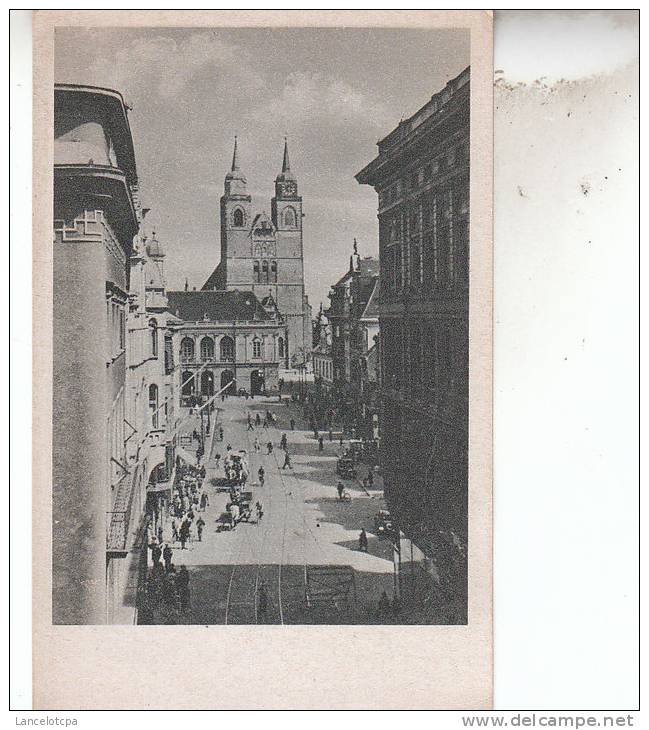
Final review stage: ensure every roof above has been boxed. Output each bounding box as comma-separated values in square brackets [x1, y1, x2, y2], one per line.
[167, 290, 272, 323]
[360, 277, 380, 320]
[202, 262, 226, 291]
[333, 256, 380, 288]
[54, 83, 137, 186]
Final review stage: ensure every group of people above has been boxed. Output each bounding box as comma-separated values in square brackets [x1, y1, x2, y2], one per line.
[169, 464, 209, 548]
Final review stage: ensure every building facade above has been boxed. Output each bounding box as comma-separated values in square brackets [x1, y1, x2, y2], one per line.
[167, 289, 287, 401]
[356, 67, 470, 616]
[324, 241, 381, 439]
[202, 138, 311, 366]
[53, 84, 140, 624]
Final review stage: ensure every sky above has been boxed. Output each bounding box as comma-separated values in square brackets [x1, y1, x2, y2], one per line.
[55, 27, 469, 308]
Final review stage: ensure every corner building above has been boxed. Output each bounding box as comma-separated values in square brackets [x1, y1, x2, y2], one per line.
[356, 68, 470, 616]
[203, 138, 311, 366]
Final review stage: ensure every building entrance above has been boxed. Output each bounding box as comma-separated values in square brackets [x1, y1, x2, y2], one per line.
[250, 369, 265, 396]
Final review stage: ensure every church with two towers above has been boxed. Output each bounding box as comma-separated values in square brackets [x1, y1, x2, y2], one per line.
[166, 139, 311, 398]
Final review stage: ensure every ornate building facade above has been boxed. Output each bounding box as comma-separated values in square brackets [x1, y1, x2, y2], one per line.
[202, 138, 311, 367]
[53, 84, 141, 624]
[356, 67, 470, 618]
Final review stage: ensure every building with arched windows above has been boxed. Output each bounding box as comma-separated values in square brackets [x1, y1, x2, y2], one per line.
[167, 288, 287, 401]
[202, 137, 312, 368]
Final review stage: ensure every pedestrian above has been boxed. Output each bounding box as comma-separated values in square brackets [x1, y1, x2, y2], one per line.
[329, 428, 333, 442]
[337, 481, 344, 500]
[290, 418, 295, 431]
[318, 435, 324, 452]
[200, 491, 208, 511]
[254, 437, 261, 453]
[339, 435, 344, 447]
[230, 503, 240, 529]
[152, 543, 162, 567]
[256, 501, 264, 523]
[171, 519, 179, 543]
[378, 590, 391, 618]
[177, 565, 190, 612]
[258, 466, 265, 487]
[256, 413, 261, 426]
[179, 520, 190, 550]
[367, 470, 374, 489]
[219, 426, 224, 441]
[267, 441, 273, 455]
[359, 528, 368, 552]
[282, 451, 293, 470]
[163, 543, 173, 571]
[157, 524, 163, 545]
[196, 516, 205, 542]
[280, 433, 287, 451]
[247, 415, 254, 431]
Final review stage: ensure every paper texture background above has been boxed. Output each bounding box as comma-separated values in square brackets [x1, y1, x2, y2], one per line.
[32, 9, 493, 710]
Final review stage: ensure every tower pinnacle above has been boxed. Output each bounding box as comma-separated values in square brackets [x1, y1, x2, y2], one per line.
[231, 135, 240, 172]
[282, 136, 290, 173]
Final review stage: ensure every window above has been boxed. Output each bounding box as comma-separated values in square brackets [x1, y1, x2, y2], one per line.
[200, 336, 214, 361]
[232, 208, 244, 227]
[220, 336, 235, 361]
[271, 261, 277, 283]
[181, 370, 194, 397]
[262, 260, 269, 283]
[149, 384, 159, 430]
[252, 338, 262, 358]
[149, 319, 158, 357]
[253, 260, 260, 283]
[278, 336, 285, 358]
[180, 337, 194, 362]
[283, 207, 296, 227]
[164, 334, 174, 374]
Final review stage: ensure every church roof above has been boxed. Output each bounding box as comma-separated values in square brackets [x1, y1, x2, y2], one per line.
[167, 290, 272, 323]
[202, 262, 226, 291]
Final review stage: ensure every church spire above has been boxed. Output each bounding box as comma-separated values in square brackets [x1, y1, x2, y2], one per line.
[282, 136, 291, 174]
[231, 135, 240, 172]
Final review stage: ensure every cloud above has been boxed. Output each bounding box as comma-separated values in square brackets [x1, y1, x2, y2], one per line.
[261, 71, 391, 131]
[59, 30, 264, 104]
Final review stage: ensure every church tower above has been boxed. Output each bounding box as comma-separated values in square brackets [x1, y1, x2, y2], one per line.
[271, 138, 307, 362]
[214, 136, 252, 290]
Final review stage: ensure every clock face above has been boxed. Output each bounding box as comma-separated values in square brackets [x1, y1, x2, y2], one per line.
[282, 182, 296, 197]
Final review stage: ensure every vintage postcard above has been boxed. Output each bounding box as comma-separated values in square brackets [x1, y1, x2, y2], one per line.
[32, 10, 492, 709]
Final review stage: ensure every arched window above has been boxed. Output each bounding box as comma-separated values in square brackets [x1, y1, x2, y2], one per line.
[180, 337, 194, 362]
[201, 370, 214, 396]
[232, 208, 244, 227]
[149, 319, 158, 357]
[252, 338, 262, 358]
[271, 261, 277, 283]
[149, 384, 159, 429]
[220, 335, 235, 361]
[283, 207, 296, 227]
[181, 370, 195, 397]
[278, 336, 285, 358]
[262, 260, 269, 283]
[200, 336, 214, 362]
[253, 260, 260, 283]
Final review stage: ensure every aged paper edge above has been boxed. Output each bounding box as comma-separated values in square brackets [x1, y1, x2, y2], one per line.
[32, 9, 493, 710]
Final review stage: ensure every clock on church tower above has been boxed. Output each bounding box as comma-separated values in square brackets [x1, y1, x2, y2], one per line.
[278, 180, 297, 198]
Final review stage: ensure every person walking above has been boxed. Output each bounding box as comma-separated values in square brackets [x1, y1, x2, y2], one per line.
[280, 433, 287, 451]
[157, 523, 163, 545]
[219, 426, 224, 441]
[152, 542, 162, 567]
[200, 491, 209, 511]
[256, 501, 264, 523]
[247, 415, 254, 431]
[171, 519, 179, 544]
[177, 565, 190, 612]
[290, 418, 295, 431]
[179, 520, 190, 550]
[230, 503, 240, 529]
[266, 441, 273, 455]
[318, 435, 324, 452]
[282, 451, 293, 470]
[258, 466, 265, 487]
[337, 481, 344, 501]
[367, 470, 374, 489]
[254, 437, 261, 453]
[358, 528, 368, 552]
[255, 413, 261, 426]
[196, 516, 205, 542]
[329, 428, 333, 442]
[163, 543, 173, 571]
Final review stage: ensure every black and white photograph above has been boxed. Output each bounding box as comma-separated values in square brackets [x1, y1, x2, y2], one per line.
[51, 23, 475, 628]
